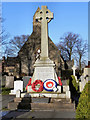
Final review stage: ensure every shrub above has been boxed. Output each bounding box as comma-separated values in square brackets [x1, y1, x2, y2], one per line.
[71, 75, 79, 91]
[1, 86, 12, 95]
[76, 81, 90, 119]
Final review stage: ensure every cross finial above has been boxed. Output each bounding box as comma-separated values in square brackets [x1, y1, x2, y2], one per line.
[35, 6, 53, 23]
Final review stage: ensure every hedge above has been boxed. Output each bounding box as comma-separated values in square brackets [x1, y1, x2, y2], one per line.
[76, 81, 90, 119]
[71, 75, 79, 91]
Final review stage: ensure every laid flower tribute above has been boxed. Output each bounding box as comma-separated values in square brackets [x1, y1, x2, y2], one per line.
[26, 77, 62, 92]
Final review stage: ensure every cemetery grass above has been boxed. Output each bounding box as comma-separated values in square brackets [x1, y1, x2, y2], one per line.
[1, 85, 12, 95]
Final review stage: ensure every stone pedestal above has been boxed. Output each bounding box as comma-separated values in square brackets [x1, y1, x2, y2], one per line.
[32, 59, 58, 84]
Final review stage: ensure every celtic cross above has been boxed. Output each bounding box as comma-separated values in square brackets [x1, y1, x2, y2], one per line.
[35, 6, 53, 59]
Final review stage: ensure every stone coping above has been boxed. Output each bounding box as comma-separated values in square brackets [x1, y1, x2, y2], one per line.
[21, 93, 67, 98]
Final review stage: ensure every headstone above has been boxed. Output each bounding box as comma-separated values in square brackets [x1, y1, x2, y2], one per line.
[32, 6, 58, 85]
[5, 76, 14, 88]
[72, 65, 77, 76]
[72, 65, 78, 83]
[16, 89, 21, 98]
[23, 76, 31, 88]
[10, 80, 23, 94]
[84, 68, 90, 77]
[79, 67, 90, 92]
[2, 76, 6, 86]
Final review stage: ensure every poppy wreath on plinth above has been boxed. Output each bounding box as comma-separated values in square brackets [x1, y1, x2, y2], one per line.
[43, 79, 57, 91]
[32, 80, 43, 92]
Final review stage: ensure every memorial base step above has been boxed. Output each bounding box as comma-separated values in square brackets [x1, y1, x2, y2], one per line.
[8, 97, 74, 110]
[21, 93, 68, 99]
[8, 102, 75, 110]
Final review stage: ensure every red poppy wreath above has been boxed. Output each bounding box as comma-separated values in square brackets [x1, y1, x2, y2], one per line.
[32, 80, 43, 92]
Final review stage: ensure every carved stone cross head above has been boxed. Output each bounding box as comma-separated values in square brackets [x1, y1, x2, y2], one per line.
[35, 6, 53, 23]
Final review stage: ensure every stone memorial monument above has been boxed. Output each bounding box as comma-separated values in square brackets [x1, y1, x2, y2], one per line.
[32, 6, 58, 84]
[72, 65, 78, 83]
[72, 65, 77, 76]
[8, 6, 72, 110]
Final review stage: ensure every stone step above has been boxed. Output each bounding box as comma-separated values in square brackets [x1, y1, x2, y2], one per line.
[14, 97, 71, 104]
[21, 93, 67, 98]
[8, 102, 31, 110]
[8, 102, 75, 110]
[14, 97, 31, 103]
[8, 101, 19, 110]
[51, 98, 71, 103]
[31, 103, 75, 110]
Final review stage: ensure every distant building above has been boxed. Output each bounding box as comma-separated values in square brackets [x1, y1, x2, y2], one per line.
[2, 7, 73, 78]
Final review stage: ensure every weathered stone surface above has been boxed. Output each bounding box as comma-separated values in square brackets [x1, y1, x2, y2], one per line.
[23, 76, 31, 88]
[16, 90, 21, 98]
[63, 85, 69, 93]
[5, 76, 14, 88]
[32, 97, 50, 103]
[32, 66, 58, 84]
[21, 93, 66, 98]
[57, 86, 61, 93]
[79, 67, 90, 92]
[84, 68, 90, 77]
[2, 76, 6, 86]
[66, 91, 71, 99]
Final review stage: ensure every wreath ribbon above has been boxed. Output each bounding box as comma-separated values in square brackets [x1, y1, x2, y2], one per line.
[58, 77, 62, 86]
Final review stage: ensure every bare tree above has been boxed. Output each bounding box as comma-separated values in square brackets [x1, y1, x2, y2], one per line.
[6, 35, 29, 57]
[57, 32, 79, 61]
[74, 39, 88, 71]
[0, 7, 10, 58]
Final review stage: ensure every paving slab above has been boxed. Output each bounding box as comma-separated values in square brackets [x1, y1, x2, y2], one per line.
[2, 110, 76, 119]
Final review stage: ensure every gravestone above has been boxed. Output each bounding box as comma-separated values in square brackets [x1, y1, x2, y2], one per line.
[32, 6, 58, 85]
[16, 89, 21, 98]
[79, 67, 90, 92]
[72, 65, 78, 82]
[10, 80, 23, 94]
[23, 76, 31, 88]
[5, 76, 14, 88]
[72, 65, 77, 76]
[2, 76, 6, 86]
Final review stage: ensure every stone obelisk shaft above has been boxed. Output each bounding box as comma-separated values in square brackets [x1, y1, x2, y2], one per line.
[41, 8, 48, 59]
[41, 19, 48, 59]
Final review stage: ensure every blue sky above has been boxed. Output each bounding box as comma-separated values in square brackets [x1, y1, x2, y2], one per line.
[2, 2, 89, 62]
[2, 2, 88, 43]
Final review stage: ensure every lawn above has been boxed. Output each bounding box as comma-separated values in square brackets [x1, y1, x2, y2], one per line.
[0, 86, 13, 95]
